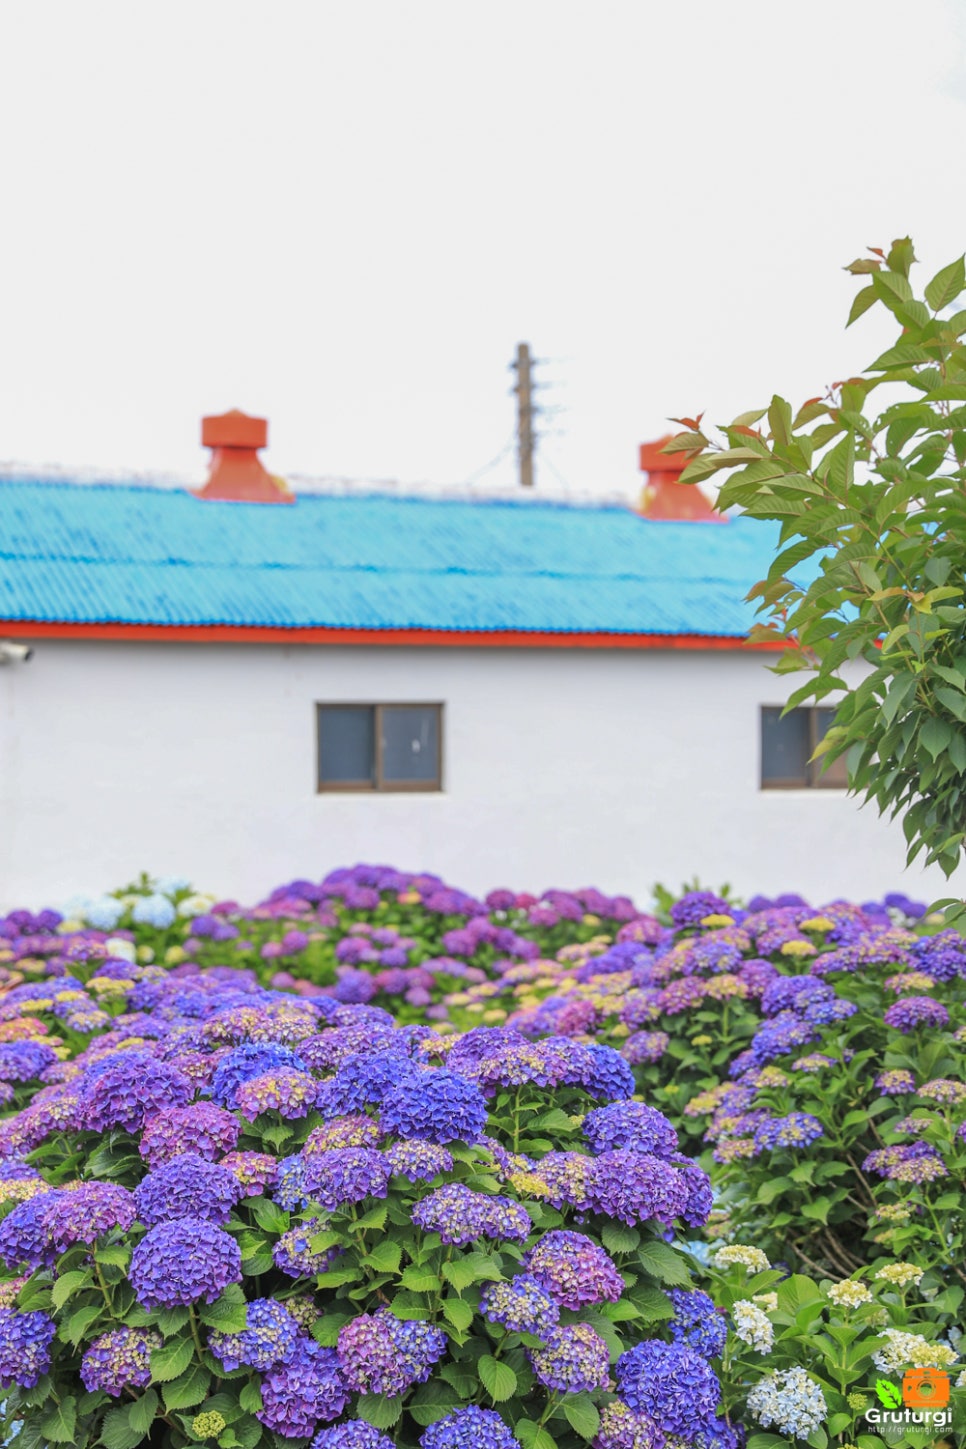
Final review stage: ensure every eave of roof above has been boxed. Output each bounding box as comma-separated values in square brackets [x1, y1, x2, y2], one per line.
[0, 619, 783, 649]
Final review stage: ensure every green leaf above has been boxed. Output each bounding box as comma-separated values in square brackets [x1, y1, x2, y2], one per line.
[846, 284, 877, 327]
[39, 1396, 77, 1443]
[51, 1269, 91, 1311]
[601, 1223, 640, 1255]
[249, 1199, 289, 1235]
[356, 1394, 403, 1429]
[925, 256, 965, 312]
[563, 1394, 601, 1439]
[362, 1239, 402, 1275]
[478, 1354, 518, 1402]
[238, 1379, 263, 1415]
[163, 1364, 211, 1411]
[60, 1302, 103, 1346]
[442, 1297, 474, 1332]
[127, 1389, 159, 1434]
[401, 1265, 440, 1293]
[516, 1423, 556, 1449]
[199, 1295, 249, 1333]
[637, 1239, 692, 1286]
[919, 716, 952, 761]
[101, 1406, 147, 1449]
[150, 1336, 195, 1383]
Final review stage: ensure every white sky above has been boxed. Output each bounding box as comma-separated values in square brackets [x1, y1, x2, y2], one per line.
[2, 0, 966, 500]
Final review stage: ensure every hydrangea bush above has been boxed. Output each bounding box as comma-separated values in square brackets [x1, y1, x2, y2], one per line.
[3, 868, 966, 1446]
[0, 943, 737, 1449]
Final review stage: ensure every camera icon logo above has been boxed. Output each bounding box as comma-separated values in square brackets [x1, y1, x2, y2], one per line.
[902, 1368, 950, 1409]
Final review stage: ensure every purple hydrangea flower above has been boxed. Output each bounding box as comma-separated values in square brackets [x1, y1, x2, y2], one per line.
[134, 1153, 240, 1227]
[218, 1151, 278, 1195]
[623, 1031, 670, 1066]
[301, 1147, 391, 1212]
[595, 1401, 666, 1449]
[583, 1101, 678, 1159]
[338, 1308, 446, 1395]
[585, 1151, 690, 1226]
[0, 1193, 58, 1270]
[528, 1323, 610, 1392]
[0, 1042, 58, 1083]
[0, 1308, 56, 1388]
[81, 1056, 193, 1133]
[129, 1218, 242, 1307]
[44, 1182, 136, 1252]
[206, 1042, 306, 1109]
[670, 892, 731, 928]
[257, 1339, 349, 1438]
[384, 1139, 454, 1181]
[235, 1069, 318, 1121]
[139, 1102, 240, 1166]
[883, 997, 950, 1032]
[411, 1185, 531, 1245]
[80, 1327, 162, 1396]
[523, 1230, 623, 1309]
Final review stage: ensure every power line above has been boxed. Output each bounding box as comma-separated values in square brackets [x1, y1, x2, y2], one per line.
[460, 433, 517, 487]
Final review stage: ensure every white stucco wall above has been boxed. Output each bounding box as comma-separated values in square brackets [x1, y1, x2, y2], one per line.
[1, 640, 963, 911]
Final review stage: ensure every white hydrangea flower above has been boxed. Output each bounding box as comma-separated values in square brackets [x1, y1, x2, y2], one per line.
[827, 1280, 873, 1307]
[732, 1300, 774, 1352]
[872, 1329, 958, 1372]
[752, 1292, 778, 1312]
[103, 937, 137, 963]
[712, 1244, 771, 1274]
[177, 893, 215, 918]
[874, 1263, 923, 1288]
[747, 1367, 827, 1438]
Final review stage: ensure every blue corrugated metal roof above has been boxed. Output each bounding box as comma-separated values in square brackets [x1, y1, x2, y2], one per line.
[0, 477, 800, 636]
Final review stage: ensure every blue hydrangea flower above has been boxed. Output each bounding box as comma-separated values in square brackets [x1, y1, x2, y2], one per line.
[380, 1069, 487, 1144]
[479, 1274, 560, 1338]
[616, 1340, 721, 1437]
[0, 1308, 56, 1388]
[667, 1289, 728, 1359]
[420, 1407, 520, 1449]
[209, 1298, 300, 1372]
[131, 895, 177, 929]
[134, 1153, 240, 1226]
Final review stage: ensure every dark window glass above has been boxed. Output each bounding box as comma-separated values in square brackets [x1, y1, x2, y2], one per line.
[316, 703, 442, 792]
[760, 706, 848, 790]
[381, 705, 440, 784]
[318, 706, 375, 785]
[761, 706, 810, 787]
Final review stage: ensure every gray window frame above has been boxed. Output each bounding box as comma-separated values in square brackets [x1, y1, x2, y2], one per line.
[760, 705, 849, 791]
[316, 702, 444, 793]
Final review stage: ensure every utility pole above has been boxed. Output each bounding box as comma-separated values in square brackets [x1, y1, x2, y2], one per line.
[512, 342, 535, 488]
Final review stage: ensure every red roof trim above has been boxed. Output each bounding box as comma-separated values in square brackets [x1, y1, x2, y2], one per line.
[0, 620, 783, 650]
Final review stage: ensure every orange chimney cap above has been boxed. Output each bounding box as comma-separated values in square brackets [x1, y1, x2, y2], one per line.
[202, 410, 268, 451]
[638, 435, 689, 475]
